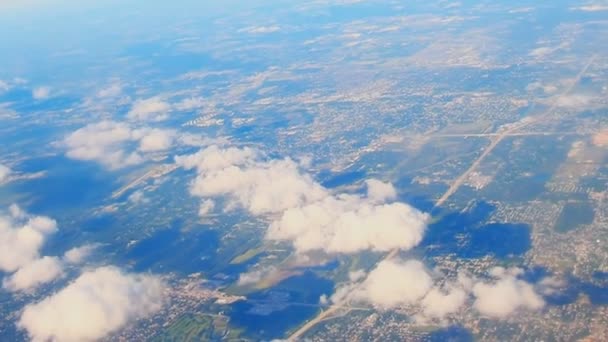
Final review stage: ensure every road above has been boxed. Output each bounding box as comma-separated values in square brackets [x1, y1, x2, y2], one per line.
[286, 55, 596, 341]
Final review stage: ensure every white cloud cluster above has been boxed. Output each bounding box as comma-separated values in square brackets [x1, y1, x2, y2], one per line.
[268, 195, 428, 254]
[0, 205, 65, 291]
[127, 97, 171, 121]
[18, 266, 165, 342]
[0, 163, 11, 183]
[329, 260, 546, 321]
[350, 259, 434, 309]
[63, 121, 177, 169]
[176, 146, 328, 215]
[177, 146, 429, 255]
[0, 205, 57, 273]
[472, 267, 545, 318]
[63, 244, 96, 264]
[3, 256, 63, 292]
[0, 206, 100, 292]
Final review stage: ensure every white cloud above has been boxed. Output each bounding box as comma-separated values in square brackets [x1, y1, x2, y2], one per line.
[127, 97, 171, 121]
[198, 199, 215, 216]
[176, 146, 328, 215]
[18, 266, 165, 342]
[174, 97, 205, 111]
[63, 121, 176, 169]
[420, 285, 467, 319]
[268, 195, 428, 254]
[348, 259, 433, 309]
[97, 83, 122, 98]
[472, 267, 544, 318]
[178, 146, 429, 255]
[365, 179, 397, 202]
[32, 86, 51, 100]
[240, 25, 281, 34]
[0, 163, 11, 183]
[0, 205, 57, 273]
[572, 4, 608, 12]
[3, 256, 63, 292]
[327, 261, 547, 320]
[63, 244, 96, 264]
[237, 266, 277, 286]
[137, 128, 175, 152]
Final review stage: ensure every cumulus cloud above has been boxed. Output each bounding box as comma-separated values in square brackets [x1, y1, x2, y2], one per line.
[0, 163, 11, 183]
[472, 267, 545, 318]
[327, 260, 547, 321]
[237, 266, 277, 286]
[0, 205, 66, 291]
[3, 256, 63, 292]
[18, 266, 165, 342]
[365, 179, 397, 202]
[63, 121, 176, 169]
[32, 86, 51, 100]
[420, 285, 467, 319]
[127, 97, 171, 121]
[176, 146, 328, 215]
[177, 146, 428, 255]
[137, 128, 175, 152]
[349, 259, 433, 309]
[63, 244, 96, 264]
[0, 205, 57, 272]
[268, 195, 428, 254]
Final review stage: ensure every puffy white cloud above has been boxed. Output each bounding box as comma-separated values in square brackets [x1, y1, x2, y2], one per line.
[127, 97, 171, 121]
[268, 195, 428, 254]
[32, 86, 51, 100]
[472, 267, 544, 318]
[3, 256, 63, 292]
[137, 128, 175, 152]
[176, 146, 328, 215]
[0, 163, 11, 183]
[18, 266, 165, 342]
[326, 262, 546, 321]
[0, 205, 57, 272]
[365, 179, 397, 203]
[237, 266, 277, 286]
[63, 244, 96, 264]
[63, 121, 176, 169]
[174, 97, 205, 111]
[420, 286, 467, 319]
[349, 259, 433, 309]
[178, 146, 429, 255]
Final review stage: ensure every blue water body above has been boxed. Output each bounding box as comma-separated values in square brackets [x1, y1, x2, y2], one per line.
[428, 326, 474, 342]
[422, 201, 531, 260]
[126, 224, 220, 274]
[8, 156, 116, 214]
[319, 170, 367, 189]
[228, 271, 334, 340]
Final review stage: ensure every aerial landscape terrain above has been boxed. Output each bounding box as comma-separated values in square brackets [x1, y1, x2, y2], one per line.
[1, 0, 608, 341]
